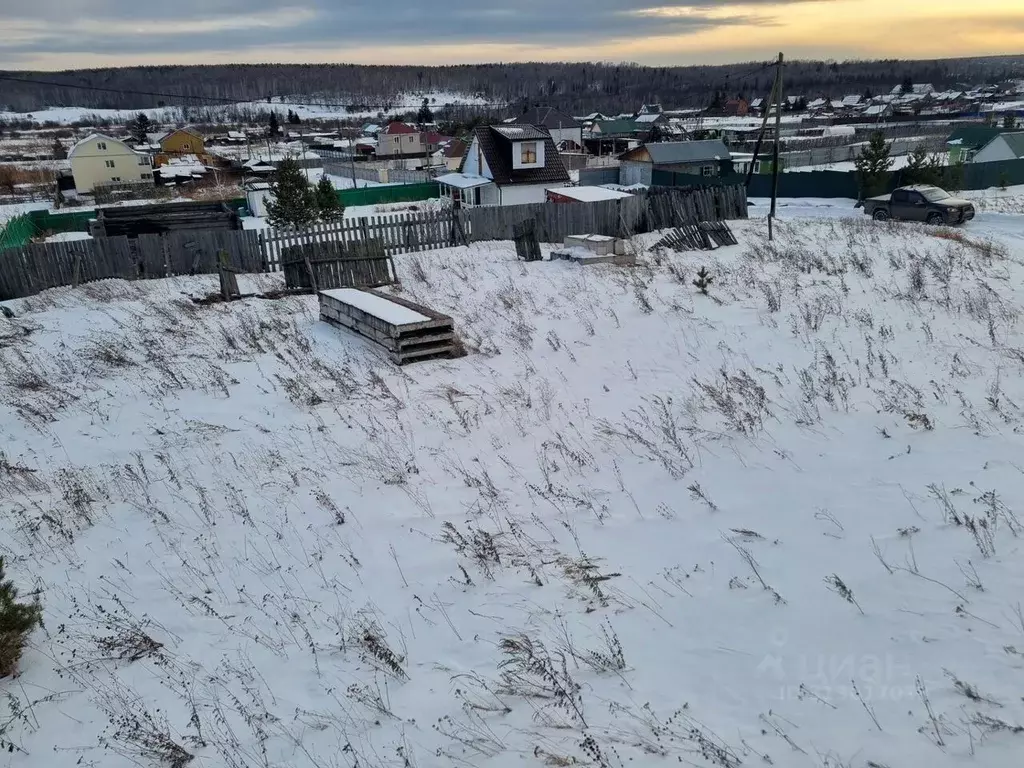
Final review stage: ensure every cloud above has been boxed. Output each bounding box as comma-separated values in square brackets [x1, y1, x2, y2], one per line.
[0, 0, 806, 62]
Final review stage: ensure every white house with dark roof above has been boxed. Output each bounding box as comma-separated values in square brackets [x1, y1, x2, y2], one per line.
[436, 124, 569, 206]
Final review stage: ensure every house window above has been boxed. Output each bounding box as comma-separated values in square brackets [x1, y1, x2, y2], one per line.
[141, 173, 152, 179]
[521, 142, 538, 164]
[394, 137, 400, 145]
[182, 143, 191, 151]
[408, 136, 414, 143]
[752, 161, 761, 174]
[97, 142, 107, 150]
[139, 157, 149, 165]
[110, 177, 121, 182]
[105, 160, 116, 168]
[701, 165, 714, 177]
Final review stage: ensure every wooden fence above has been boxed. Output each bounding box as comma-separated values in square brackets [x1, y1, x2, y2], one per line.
[257, 186, 747, 267]
[260, 209, 460, 270]
[1, 186, 747, 301]
[0, 229, 261, 301]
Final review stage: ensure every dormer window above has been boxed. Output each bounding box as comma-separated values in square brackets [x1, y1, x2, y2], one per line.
[521, 142, 537, 164]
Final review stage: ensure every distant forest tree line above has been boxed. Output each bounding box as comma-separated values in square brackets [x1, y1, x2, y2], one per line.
[1, 57, 1023, 115]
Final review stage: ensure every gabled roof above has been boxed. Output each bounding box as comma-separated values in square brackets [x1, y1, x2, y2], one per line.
[383, 122, 417, 135]
[68, 132, 134, 158]
[511, 106, 581, 130]
[946, 125, 1010, 150]
[621, 140, 729, 165]
[460, 125, 569, 186]
[492, 124, 549, 141]
[998, 131, 1024, 158]
[443, 138, 468, 158]
[160, 127, 204, 143]
[591, 119, 642, 135]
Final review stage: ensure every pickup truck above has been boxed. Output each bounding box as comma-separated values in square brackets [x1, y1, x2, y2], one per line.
[856, 185, 975, 225]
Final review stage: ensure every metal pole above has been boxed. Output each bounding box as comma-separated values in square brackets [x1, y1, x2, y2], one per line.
[769, 52, 784, 241]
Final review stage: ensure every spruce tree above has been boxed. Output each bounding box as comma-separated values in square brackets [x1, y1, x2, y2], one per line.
[314, 175, 343, 220]
[855, 131, 894, 197]
[0, 557, 43, 678]
[131, 112, 151, 145]
[417, 98, 434, 125]
[1003, 113, 1017, 130]
[268, 111, 280, 137]
[266, 158, 317, 229]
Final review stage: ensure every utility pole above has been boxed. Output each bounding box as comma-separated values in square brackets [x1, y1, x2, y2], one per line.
[745, 77, 778, 188]
[769, 52, 784, 241]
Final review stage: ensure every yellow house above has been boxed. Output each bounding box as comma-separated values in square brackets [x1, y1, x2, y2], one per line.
[156, 128, 212, 165]
[68, 133, 154, 193]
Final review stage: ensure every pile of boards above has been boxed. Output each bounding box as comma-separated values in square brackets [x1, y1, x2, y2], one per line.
[319, 288, 457, 365]
[654, 221, 738, 252]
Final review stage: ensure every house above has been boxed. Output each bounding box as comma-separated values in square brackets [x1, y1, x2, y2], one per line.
[618, 140, 729, 186]
[945, 125, 1011, 163]
[638, 103, 663, 115]
[423, 131, 452, 155]
[442, 138, 467, 171]
[750, 98, 764, 112]
[862, 104, 893, 119]
[68, 132, 154, 193]
[376, 122, 425, 158]
[730, 153, 777, 176]
[842, 94, 863, 107]
[972, 131, 1024, 163]
[722, 98, 749, 117]
[807, 98, 828, 111]
[590, 119, 642, 137]
[157, 128, 212, 165]
[511, 106, 583, 152]
[436, 124, 569, 206]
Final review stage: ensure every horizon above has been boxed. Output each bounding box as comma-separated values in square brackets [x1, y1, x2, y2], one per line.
[2, 1, 1024, 71]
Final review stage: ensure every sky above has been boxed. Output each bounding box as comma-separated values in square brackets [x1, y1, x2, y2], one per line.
[0, 0, 1023, 70]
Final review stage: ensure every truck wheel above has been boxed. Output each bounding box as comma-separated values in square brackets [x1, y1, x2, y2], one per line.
[872, 209, 890, 222]
[926, 213, 944, 225]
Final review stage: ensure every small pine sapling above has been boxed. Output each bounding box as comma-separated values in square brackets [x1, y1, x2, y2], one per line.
[0, 557, 44, 677]
[692, 266, 714, 296]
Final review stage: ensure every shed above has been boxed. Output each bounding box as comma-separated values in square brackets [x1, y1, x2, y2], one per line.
[619, 140, 729, 186]
[546, 186, 633, 203]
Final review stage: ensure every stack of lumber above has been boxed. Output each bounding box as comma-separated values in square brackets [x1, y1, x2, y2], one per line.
[319, 288, 457, 365]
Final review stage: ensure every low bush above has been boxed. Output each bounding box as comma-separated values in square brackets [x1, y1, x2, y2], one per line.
[0, 557, 43, 678]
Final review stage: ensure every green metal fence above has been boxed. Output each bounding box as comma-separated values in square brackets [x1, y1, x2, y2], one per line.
[0, 214, 37, 250]
[653, 158, 1024, 199]
[30, 209, 97, 235]
[337, 182, 440, 208]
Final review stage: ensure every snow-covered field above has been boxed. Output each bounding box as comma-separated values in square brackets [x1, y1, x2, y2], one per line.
[0, 92, 494, 126]
[3, 210, 1024, 768]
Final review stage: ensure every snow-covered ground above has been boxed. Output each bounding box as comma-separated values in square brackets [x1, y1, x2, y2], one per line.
[0, 92, 494, 126]
[3, 209, 1024, 768]
[789, 154, 914, 173]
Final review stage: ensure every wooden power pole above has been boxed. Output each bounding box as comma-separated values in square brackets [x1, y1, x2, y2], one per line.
[769, 52, 784, 241]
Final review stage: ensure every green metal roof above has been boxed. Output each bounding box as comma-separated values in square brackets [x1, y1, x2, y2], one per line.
[592, 119, 642, 136]
[946, 124, 1008, 150]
